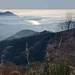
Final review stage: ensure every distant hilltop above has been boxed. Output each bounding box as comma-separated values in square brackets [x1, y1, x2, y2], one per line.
[0, 11, 17, 16]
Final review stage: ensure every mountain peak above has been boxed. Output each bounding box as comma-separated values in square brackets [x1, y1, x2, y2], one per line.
[6, 29, 38, 40]
[0, 11, 17, 16]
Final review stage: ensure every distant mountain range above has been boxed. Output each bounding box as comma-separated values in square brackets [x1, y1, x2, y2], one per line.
[0, 11, 75, 66]
[0, 11, 17, 16]
[0, 11, 75, 42]
[6, 30, 39, 40]
[0, 30, 53, 65]
[0, 28, 75, 65]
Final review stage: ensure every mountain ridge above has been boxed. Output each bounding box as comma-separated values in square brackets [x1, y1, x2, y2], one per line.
[0, 29, 75, 65]
[0, 11, 17, 16]
[6, 29, 39, 40]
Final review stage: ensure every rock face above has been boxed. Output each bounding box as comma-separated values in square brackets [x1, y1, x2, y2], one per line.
[0, 29, 75, 65]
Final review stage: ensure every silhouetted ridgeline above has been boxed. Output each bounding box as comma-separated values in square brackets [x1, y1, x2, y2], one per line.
[0, 11, 17, 16]
[0, 30, 53, 65]
[6, 30, 39, 40]
[0, 29, 75, 66]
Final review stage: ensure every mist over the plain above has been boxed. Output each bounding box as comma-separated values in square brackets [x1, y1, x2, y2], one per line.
[0, 10, 75, 41]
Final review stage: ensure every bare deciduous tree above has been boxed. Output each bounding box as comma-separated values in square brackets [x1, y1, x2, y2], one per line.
[66, 12, 72, 30]
[60, 12, 75, 31]
[25, 42, 30, 65]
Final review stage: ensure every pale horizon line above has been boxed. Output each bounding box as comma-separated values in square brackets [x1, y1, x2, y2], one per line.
[0, 9, 75, 16]
[0, 8, 75, 10]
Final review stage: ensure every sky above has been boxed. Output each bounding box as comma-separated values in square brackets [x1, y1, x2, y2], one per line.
[0, 0, 75, 9]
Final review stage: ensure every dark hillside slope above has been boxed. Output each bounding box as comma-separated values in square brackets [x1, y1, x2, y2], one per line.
[47, 28, 75, 64]
[0, 31, 54, 65]
[6, 30, 38, 40]
[0, 28, 75, 65]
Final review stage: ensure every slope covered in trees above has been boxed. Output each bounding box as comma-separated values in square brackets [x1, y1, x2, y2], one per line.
[0, 28, 75, 66]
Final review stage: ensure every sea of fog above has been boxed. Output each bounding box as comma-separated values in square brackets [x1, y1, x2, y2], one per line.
[0, 9, 75, 41]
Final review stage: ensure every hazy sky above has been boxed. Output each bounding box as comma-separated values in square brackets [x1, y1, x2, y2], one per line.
[0, 0, 75, 9]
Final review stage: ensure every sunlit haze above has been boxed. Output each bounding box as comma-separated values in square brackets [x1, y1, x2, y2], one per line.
[0, 9, 75, 40]
[0, 9, 75, 16]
